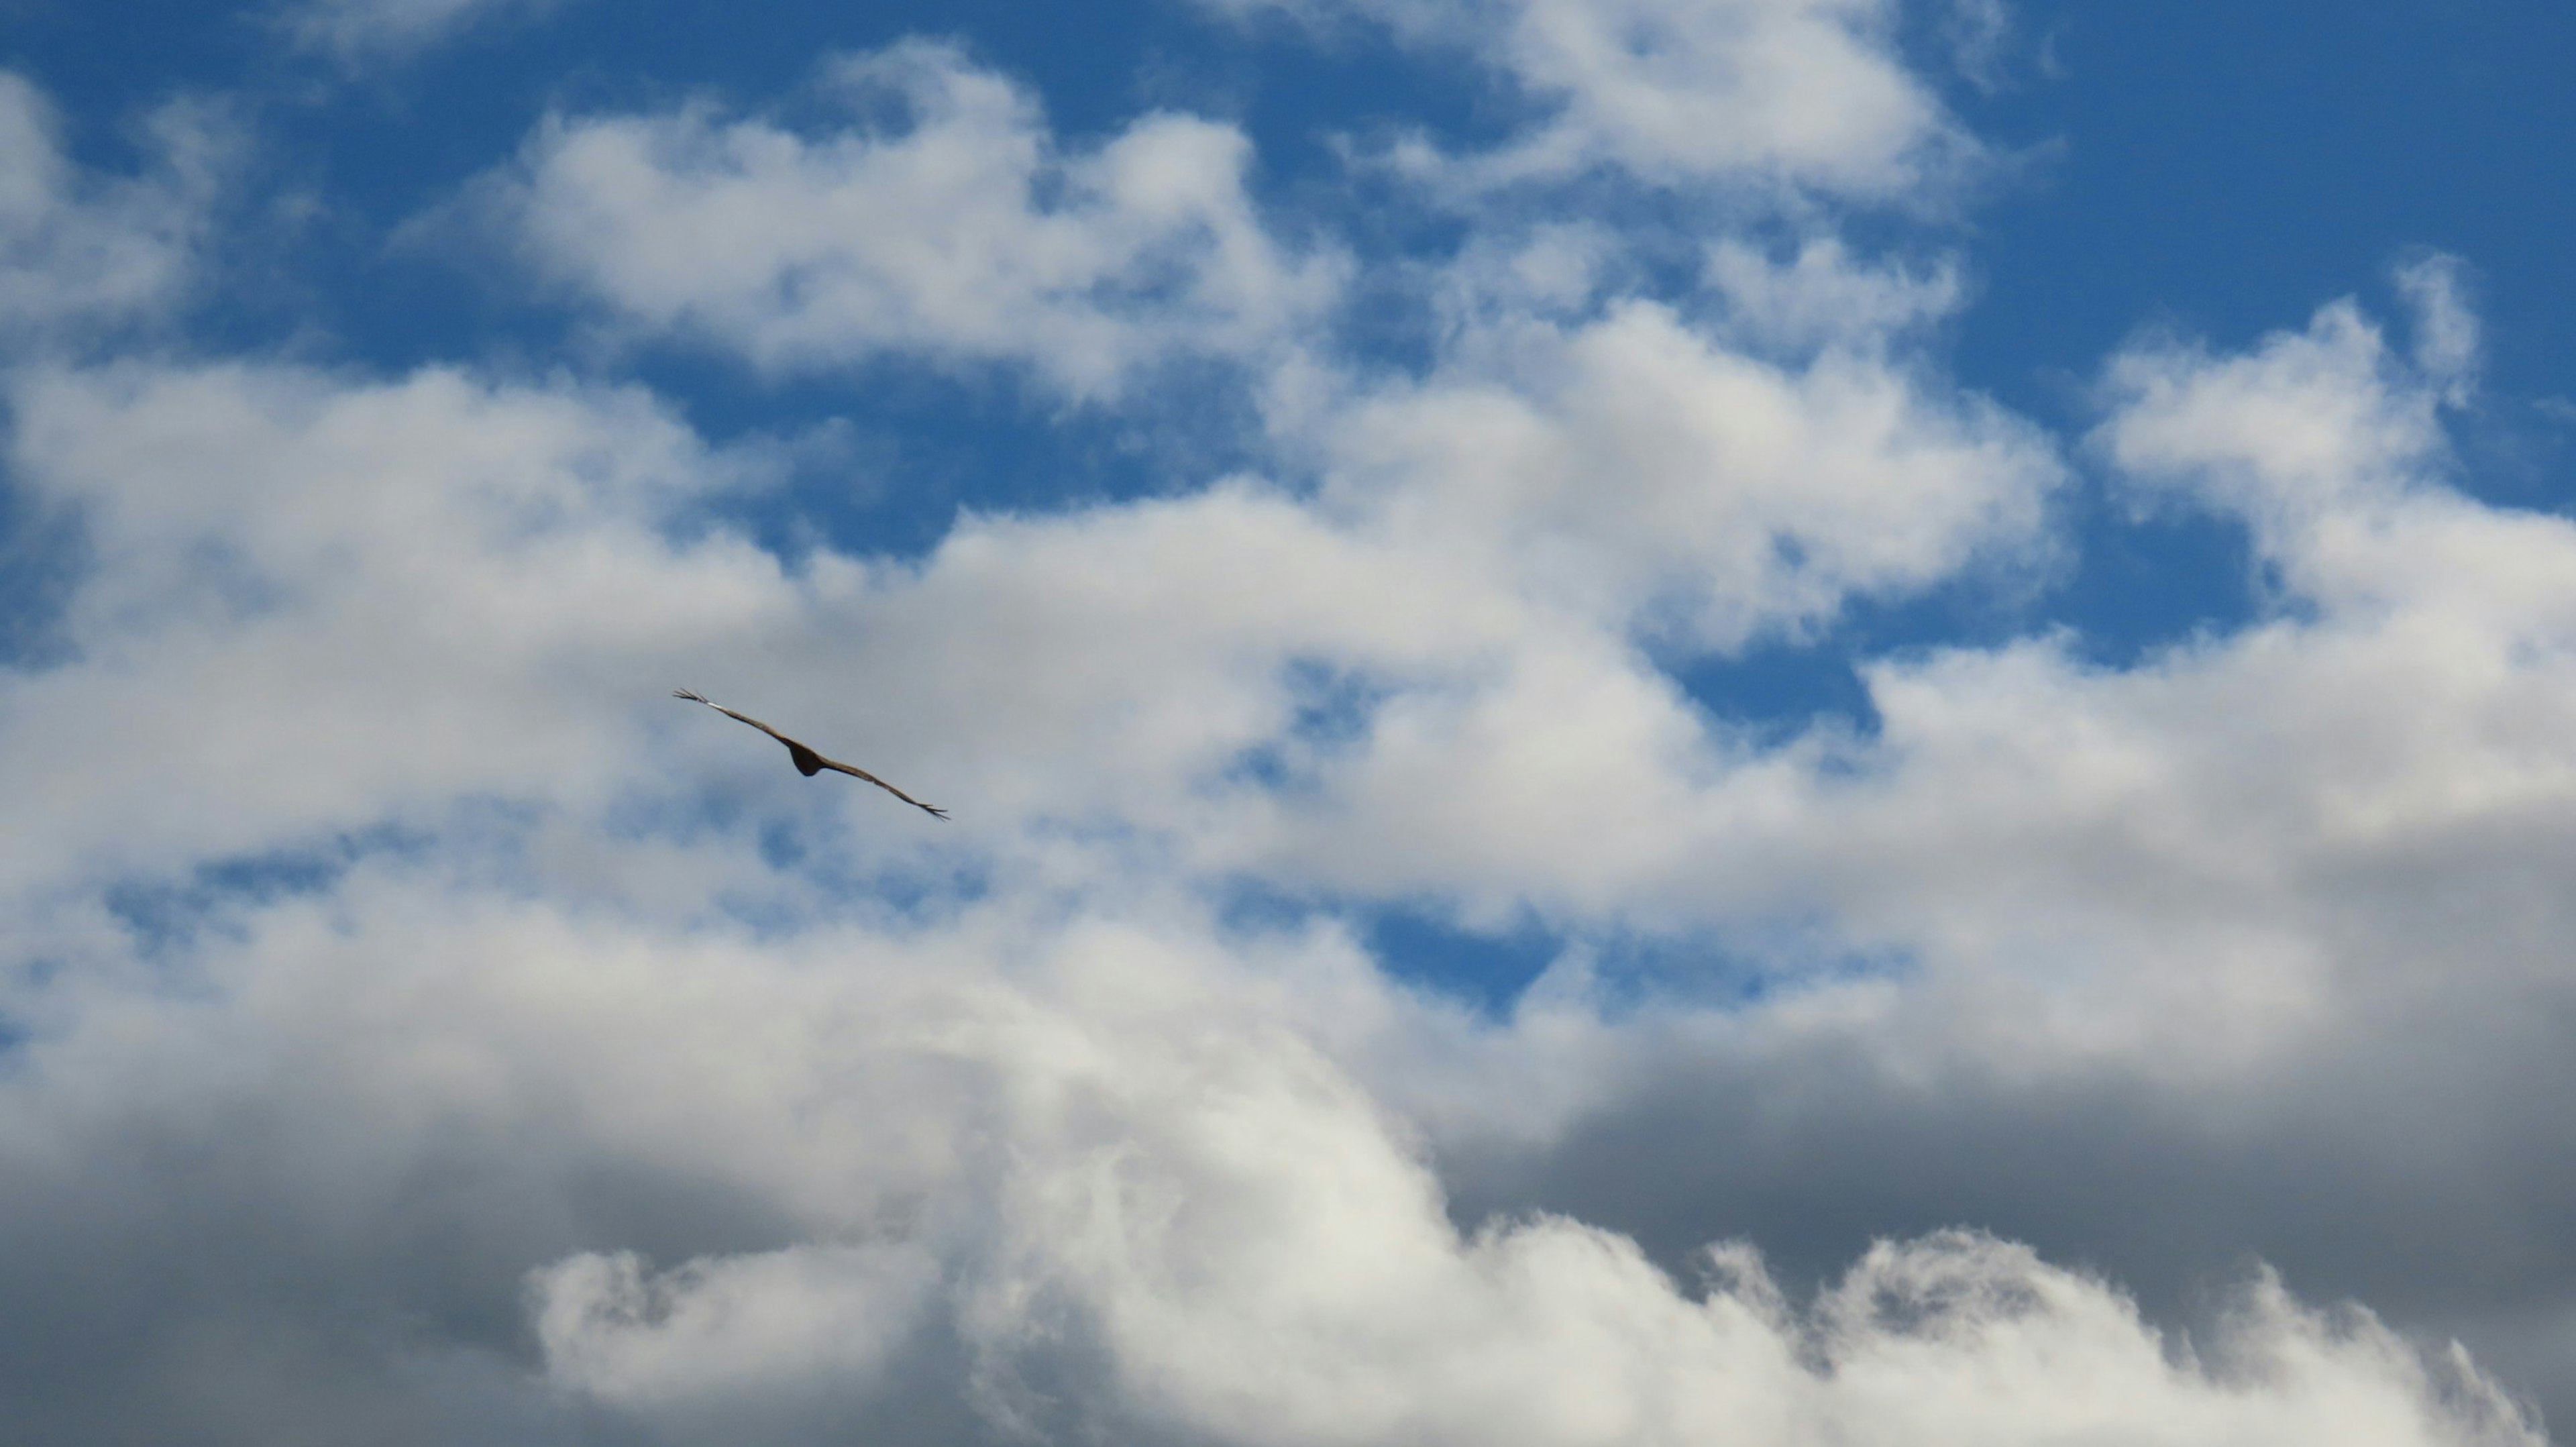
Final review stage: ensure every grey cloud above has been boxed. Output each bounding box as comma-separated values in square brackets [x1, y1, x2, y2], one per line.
[1428, 1002, 2576, 1429]
[0, 871, 2543, 1444]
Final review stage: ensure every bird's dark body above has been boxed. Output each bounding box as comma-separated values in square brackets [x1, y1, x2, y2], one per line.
[673, 688, 949, 818]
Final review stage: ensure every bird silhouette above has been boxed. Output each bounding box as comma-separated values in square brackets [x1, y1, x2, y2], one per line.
[674, 688, 948, 819]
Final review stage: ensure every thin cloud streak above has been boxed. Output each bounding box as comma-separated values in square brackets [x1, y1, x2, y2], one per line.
[276, 0, 566, 62]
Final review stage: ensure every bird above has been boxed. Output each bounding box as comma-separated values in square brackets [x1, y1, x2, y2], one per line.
[674, 688, 949, 819]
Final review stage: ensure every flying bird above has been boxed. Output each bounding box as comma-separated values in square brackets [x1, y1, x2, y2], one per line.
[674, 688, 949, 819]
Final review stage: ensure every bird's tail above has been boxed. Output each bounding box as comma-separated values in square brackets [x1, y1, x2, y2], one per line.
[673, 687, 712, 704]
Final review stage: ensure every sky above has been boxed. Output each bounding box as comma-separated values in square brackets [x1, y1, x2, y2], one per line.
[2, 0, 2575, 1441]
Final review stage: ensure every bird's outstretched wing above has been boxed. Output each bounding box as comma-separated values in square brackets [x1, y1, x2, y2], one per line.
[810, 757, 950, 819]
[674, 688, 949, 820]
[673, 687, 794, 745]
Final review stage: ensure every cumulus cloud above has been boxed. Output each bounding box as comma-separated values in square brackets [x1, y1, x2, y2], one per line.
[0, 358, 790, 901]
[1703, 236, 1964, 353]
[2101, 296, 2449, 533]
[527, 967, 2538, 1447]
[1320, 297, 2052, 645]
[490, 41, 1340, 398]
[3, 242, 2567, 1436]
[1401, 269, 2576, 1426]
[1198, 0, 1970, 195]
[3, 1, 2573, 1439]
[0, 851, 2542, 1444]
[1269, 260, 2576, 1063]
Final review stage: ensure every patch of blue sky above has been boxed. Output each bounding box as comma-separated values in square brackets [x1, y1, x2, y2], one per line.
[1666, 482, 2264, 746]
[1364, 902, 1913, 1022]
[2043, 475, 2275, 663]
[1216, 873, 1907, 1022]
[1363, 904, 1562, 1019]
[0, 4, 275, 151]
[602, 774, 990, 930]
[1668, 633, 1885, 748]
[1942, 3, 2576, 455]
[100, 822, 431, 961]
[708, 857, 994, 943]
[642, 350, 1285, 567]
[1209, 877, 1558, 1020]
[757, 812, 981, 912]
[1216, 656, 1392, 794]
[0, 474, 87, 669]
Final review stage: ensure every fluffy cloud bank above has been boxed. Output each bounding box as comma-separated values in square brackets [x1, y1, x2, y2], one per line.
[0, 862, 2543, 1445]
[0, 6, 2569, 1443]
[496, 40, 1340, 398]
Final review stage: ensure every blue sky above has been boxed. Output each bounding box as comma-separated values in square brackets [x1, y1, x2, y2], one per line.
[4, 0, 2575, 1440]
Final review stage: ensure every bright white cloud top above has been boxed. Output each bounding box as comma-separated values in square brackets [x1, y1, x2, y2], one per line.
[1, 1, 2572, 1442]
[498, 40, 1340, 396]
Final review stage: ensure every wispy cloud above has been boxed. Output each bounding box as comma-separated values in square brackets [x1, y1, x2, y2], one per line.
[274, 0, 564, 63]
[1197, 0, 1975, 195]
[0, 74, 231, 343]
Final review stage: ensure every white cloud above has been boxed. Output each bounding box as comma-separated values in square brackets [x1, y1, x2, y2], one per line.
[1703, 235, 1964, 352]
[1200, 0, 1970, 195]
[492, 41, 1341, 398]
[5, 267, 2573, 1432]
[535, 1243, 941, 1405]
[1939, 0, 2013, 93]
[0, 74, 227, 342]
[0, 358, 790, 896]
[0, 854, 2540, 1444]
[1326, 298, 2052, 645]
[2394, 252, 2479, 405]
[276, 0, 562, 62]
[535, 1026, 2538, 1446]
[5, 3, 2576, 1434]
[2099, 298, 2461, 598]
[7, 244, 2563, 1086]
